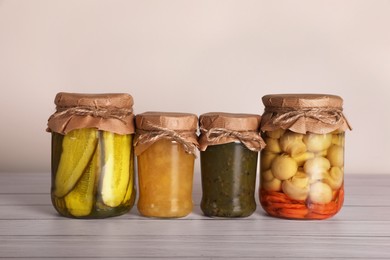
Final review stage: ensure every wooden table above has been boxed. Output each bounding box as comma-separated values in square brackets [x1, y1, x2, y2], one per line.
[0, 173, 389, 259]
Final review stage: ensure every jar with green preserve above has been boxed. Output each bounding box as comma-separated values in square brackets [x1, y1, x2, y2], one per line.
[134, 112, 199, 218]
[47, 93, 136, 218]
[260, 94, 352, 220]
[199, 113, 265, 217]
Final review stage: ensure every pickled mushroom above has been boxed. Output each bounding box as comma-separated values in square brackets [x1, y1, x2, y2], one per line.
[332, 134, 344, 146]
[279, 131, 306, 156]
[266, 129, 285, 139]
[327, 145, 344, 167]
[262, 169, 274, 182]
[304, 157, 331, 176]
[271, 155, 298, 180]
[309, 182, 333, 204]
[323, 167, 343, 190]
[264, 137, 282, 154]
[303, 133, 332, 153]
[262, 169, 282, 191]
[262, 178, 282, 192]
[261, 151, 277, 171]
[315, 150, 328, 157]
[282, 172, 310, 201]
[292, 152, 315, 166]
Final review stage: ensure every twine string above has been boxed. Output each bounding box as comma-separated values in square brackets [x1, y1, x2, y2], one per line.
[51, 106, 133, 123]
[264, 107, 343, 126]
[135, 123, 198, 156]
[200, 127, 265, 152]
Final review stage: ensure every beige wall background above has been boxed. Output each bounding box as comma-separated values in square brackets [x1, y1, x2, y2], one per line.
[0, 0, 389, 174]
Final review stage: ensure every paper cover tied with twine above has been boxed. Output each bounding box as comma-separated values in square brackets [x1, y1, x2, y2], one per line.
[199, 112, 266, 152]
[47, 92, 135, 135]
[261, 94, 352, 135]
[134, 112, 199, 156]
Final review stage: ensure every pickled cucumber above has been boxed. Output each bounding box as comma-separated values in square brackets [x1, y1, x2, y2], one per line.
[64, 148, 99, 217]
[51, 133, 64, 180]
[54, 129, 98, 197]
[122, 145, 135, 204]
[101, 132, 131, 207]
[51, 196, 67, 215]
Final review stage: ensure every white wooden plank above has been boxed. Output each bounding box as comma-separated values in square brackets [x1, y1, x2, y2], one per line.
[0, 258, 386, 260]
[0, 236, 389, 258]
[0, 173, 389, 259]
[1, 218, 390, 237]
[0, 204, 389, 221]
[0, 172, 51, 194]
[0, 194, 51, 205]
[1, 190, 390, 207]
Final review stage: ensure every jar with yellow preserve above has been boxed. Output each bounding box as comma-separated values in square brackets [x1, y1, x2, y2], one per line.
[134, 112, 198, 218]
[260, 94, 352, 220]
[199, 113, 265, 217]
[47, 93, 136, 218]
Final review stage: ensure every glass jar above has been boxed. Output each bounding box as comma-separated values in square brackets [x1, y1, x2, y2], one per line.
[134, 112, 198, 218]
[47, 93, 136, 218]
[260, 94, 352, 220]
[199, 113, 265, 217]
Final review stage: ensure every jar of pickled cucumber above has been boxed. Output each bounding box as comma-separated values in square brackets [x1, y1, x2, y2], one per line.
[259, 94, 352, 220]
[134, 112, 198, 218]
[47, 93, 136, 218]
[199, 113, 265, 218]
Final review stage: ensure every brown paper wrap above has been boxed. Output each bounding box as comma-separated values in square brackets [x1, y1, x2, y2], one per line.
[198, 112, 265, 152]
[47, 92, 135, 135]
[261, 94, 352, 134]
[134, 112, 199, 156]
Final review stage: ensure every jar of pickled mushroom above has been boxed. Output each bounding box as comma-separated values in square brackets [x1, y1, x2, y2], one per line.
[259, 94, 352, 220]
[134, 112, 198, 218]
[199, 113, 265, 217]
[47, 93, 136, 218]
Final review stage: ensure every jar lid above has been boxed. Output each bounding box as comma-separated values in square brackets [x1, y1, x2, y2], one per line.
[47, 92, 135, 135]
[135, 111, 198, 131]
[199, 112, 265, 152]
[261, 94, 352, 134]
[262, 94, 343, 109]
[199, 112, 261, 131]
[55, 92, 134, 109]
[134, 112, 198, 156]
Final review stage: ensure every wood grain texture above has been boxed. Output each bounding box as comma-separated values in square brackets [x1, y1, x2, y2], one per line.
[0, 173, 389, 259]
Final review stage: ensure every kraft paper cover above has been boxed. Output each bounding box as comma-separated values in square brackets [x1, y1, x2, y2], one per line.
[198, 112, 265, 152]
[47, 92, 135, 135]
[261, 94, 352, 134]
[134, 112, 198, 156]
